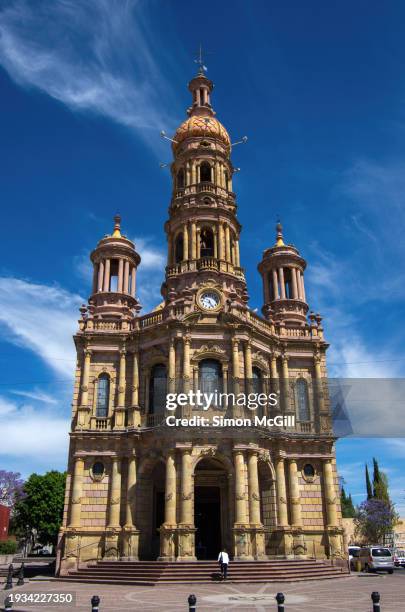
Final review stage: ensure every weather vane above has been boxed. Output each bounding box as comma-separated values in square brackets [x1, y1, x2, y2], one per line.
[194, 43, 209, 74]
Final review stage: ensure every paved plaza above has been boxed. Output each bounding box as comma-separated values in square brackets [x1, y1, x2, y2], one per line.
[1, 573, 405, 611]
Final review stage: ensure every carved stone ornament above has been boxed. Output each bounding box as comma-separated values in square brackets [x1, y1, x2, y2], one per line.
[279, 497, 287, 505]
[193, 344, 227, 360]
[291, 498, 301, 505]
[236, 493, 245, 501]
[165, 492, 173, 502]
[252, 492, 260, 501]
[72, 497, 82, 505]
[200, 447, 217, 457]
[80, 385, 88, 393]
[182, 492, 193, 501]
[111, 497, 120, 505]
[326, 497, 337, 505]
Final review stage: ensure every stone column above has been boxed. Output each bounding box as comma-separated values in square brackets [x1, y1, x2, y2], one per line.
[279, 267, 286, 299]
[108, 457, 122, 528]
[118, 258, 124, 292]
[103, 258, 110, 292]
[123, 260, 130, 294]
[225, 225, 231, 262]
[80, 349, 91, 407]
[191, 161, 196, 185]
[118, 349, 126, 407]
[168, 338, 176, 394]
[69, 456, 84, 527]
[235, 240, 240, 267]
[248, 451, 261, 525]
[323, 460, 338, 527]
[131, 266, 136, 297]
[288, 459, 302, 527]
[122, 453, 139, 559]
[180, 449, 193, 524]
[130, 350, 140, 427]
[191, 222, 197, 259]
[213, 228, 218, 258]
[270, 353, 279, 413]
[218, 222, 225, 260]
[193, 366, 198, 393]
[275, 457, 289, 527]
[196, 164, 200, 183]
[281, 355, 290, 413]
[183, 335, 191, 395]
[196, 227, 201, 259]
[291, 268, 298, 299]
[164, 451, 177, 525]
[234, 450, 247, 524]
[300, 272, 306, 301]
[232, 338, 240, 398]
[98, 260, 104, 292]
[183, 224, 188, 261]
[272, 269, 279, 299]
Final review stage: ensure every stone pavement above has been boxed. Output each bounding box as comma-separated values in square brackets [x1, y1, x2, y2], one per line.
[0, 572, 404, 611]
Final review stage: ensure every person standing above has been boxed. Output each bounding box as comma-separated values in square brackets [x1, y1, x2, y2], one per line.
[218, 548, 229, 580]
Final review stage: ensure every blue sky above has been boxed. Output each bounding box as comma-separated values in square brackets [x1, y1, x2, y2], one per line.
[0, 0, 404, 513]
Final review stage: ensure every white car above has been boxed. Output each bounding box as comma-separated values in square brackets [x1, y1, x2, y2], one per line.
[393, 549, 405, 568]
[348, 546, 361, 570]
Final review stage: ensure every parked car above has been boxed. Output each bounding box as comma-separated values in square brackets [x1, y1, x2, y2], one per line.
[393, 549, 405, 568]
[358, 546, 394, 573]
[348, 546, 361, 570]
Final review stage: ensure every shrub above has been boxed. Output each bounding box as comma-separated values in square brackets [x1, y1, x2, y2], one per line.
[0, 540, 17, 554]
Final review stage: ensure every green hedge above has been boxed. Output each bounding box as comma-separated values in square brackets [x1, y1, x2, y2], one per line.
[0, 540, 17, 554]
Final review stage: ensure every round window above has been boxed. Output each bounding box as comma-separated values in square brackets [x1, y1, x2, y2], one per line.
[92, 461, 105, 480]
[303, 463, 315, 478]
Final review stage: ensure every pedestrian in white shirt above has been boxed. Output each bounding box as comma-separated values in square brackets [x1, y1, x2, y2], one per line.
[218, 548, 229, 580]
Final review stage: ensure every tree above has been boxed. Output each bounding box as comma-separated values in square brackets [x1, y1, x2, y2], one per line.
[340, 486, 356, 518]
[365, 464, 373, 500]
[354, 498, 399, 543]
[372, 458, 390, 503]
[13, 471, 66, 546]
[0, 470, 24, 507]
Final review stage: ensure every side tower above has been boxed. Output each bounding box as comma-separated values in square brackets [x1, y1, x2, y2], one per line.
[58, 67, 344, 574]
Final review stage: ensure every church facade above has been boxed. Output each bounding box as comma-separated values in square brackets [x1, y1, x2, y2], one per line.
[58, 68, 345, 573]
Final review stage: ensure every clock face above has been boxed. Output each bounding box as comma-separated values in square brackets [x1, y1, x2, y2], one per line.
[199, 290, 220, 310]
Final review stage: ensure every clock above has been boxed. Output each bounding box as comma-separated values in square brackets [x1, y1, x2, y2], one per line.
[198, 289, 221, 311]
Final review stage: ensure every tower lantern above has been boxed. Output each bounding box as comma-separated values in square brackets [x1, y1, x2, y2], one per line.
[258, 222, 308, 324]
[89, 215, 141, 318]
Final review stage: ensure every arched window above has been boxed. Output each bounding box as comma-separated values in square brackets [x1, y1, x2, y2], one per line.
[174, 233, 184, 263]
[149, 364, 167, 414]
[200, 162, 211, 183]
[199, 359, 222, 396]
[252, 366, 262, 394]
[177, 168, 185, 189]
[296, 379, 310, 421]
[96, 374, 110, 418]
[200, 228, 214, 257]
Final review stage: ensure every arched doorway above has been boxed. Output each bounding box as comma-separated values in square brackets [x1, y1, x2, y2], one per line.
[137, 459, 165, 559]
[194, 456, 229, 559]
[258, 460, 277, 555]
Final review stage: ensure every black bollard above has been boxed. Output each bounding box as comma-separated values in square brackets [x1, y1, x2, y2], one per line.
[371, 592, 381, 612]
[4, 565, 13, 591]
[3, 594, 12, 611]
[91, 595, 100, 611]
[275, 592, 285, 612]
[17, 563, 24, 587]
[188, 594, 197, 611]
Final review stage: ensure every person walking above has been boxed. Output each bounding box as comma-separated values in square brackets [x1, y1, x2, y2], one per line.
[218, 548, 229, 580]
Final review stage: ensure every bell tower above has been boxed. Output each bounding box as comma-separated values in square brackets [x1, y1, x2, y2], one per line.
[258, 222, 308, 325]
[162, 67, 248, 311]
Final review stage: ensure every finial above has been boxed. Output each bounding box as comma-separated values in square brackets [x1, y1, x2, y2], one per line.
[275, 219, 284, 246]
[194, 43, 208, 75]
[112, 214, 122, 238]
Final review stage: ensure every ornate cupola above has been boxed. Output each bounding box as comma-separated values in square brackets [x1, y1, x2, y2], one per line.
[162, 67, 248, 311]
[88, 215, 141, 319]
[258, 222, 308, 325]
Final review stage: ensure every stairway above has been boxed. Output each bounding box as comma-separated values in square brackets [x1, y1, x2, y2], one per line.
[61, 559, 349, 585]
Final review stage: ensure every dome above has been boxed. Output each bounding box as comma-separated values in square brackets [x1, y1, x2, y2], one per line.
[173, 115, 231, 150]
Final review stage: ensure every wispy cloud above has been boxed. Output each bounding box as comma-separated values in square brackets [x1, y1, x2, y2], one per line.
[0, 395, 69, 462]
[0, 0, 179, 152]
[11, 388, 58, 405]
[0, 277, 81, 377]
